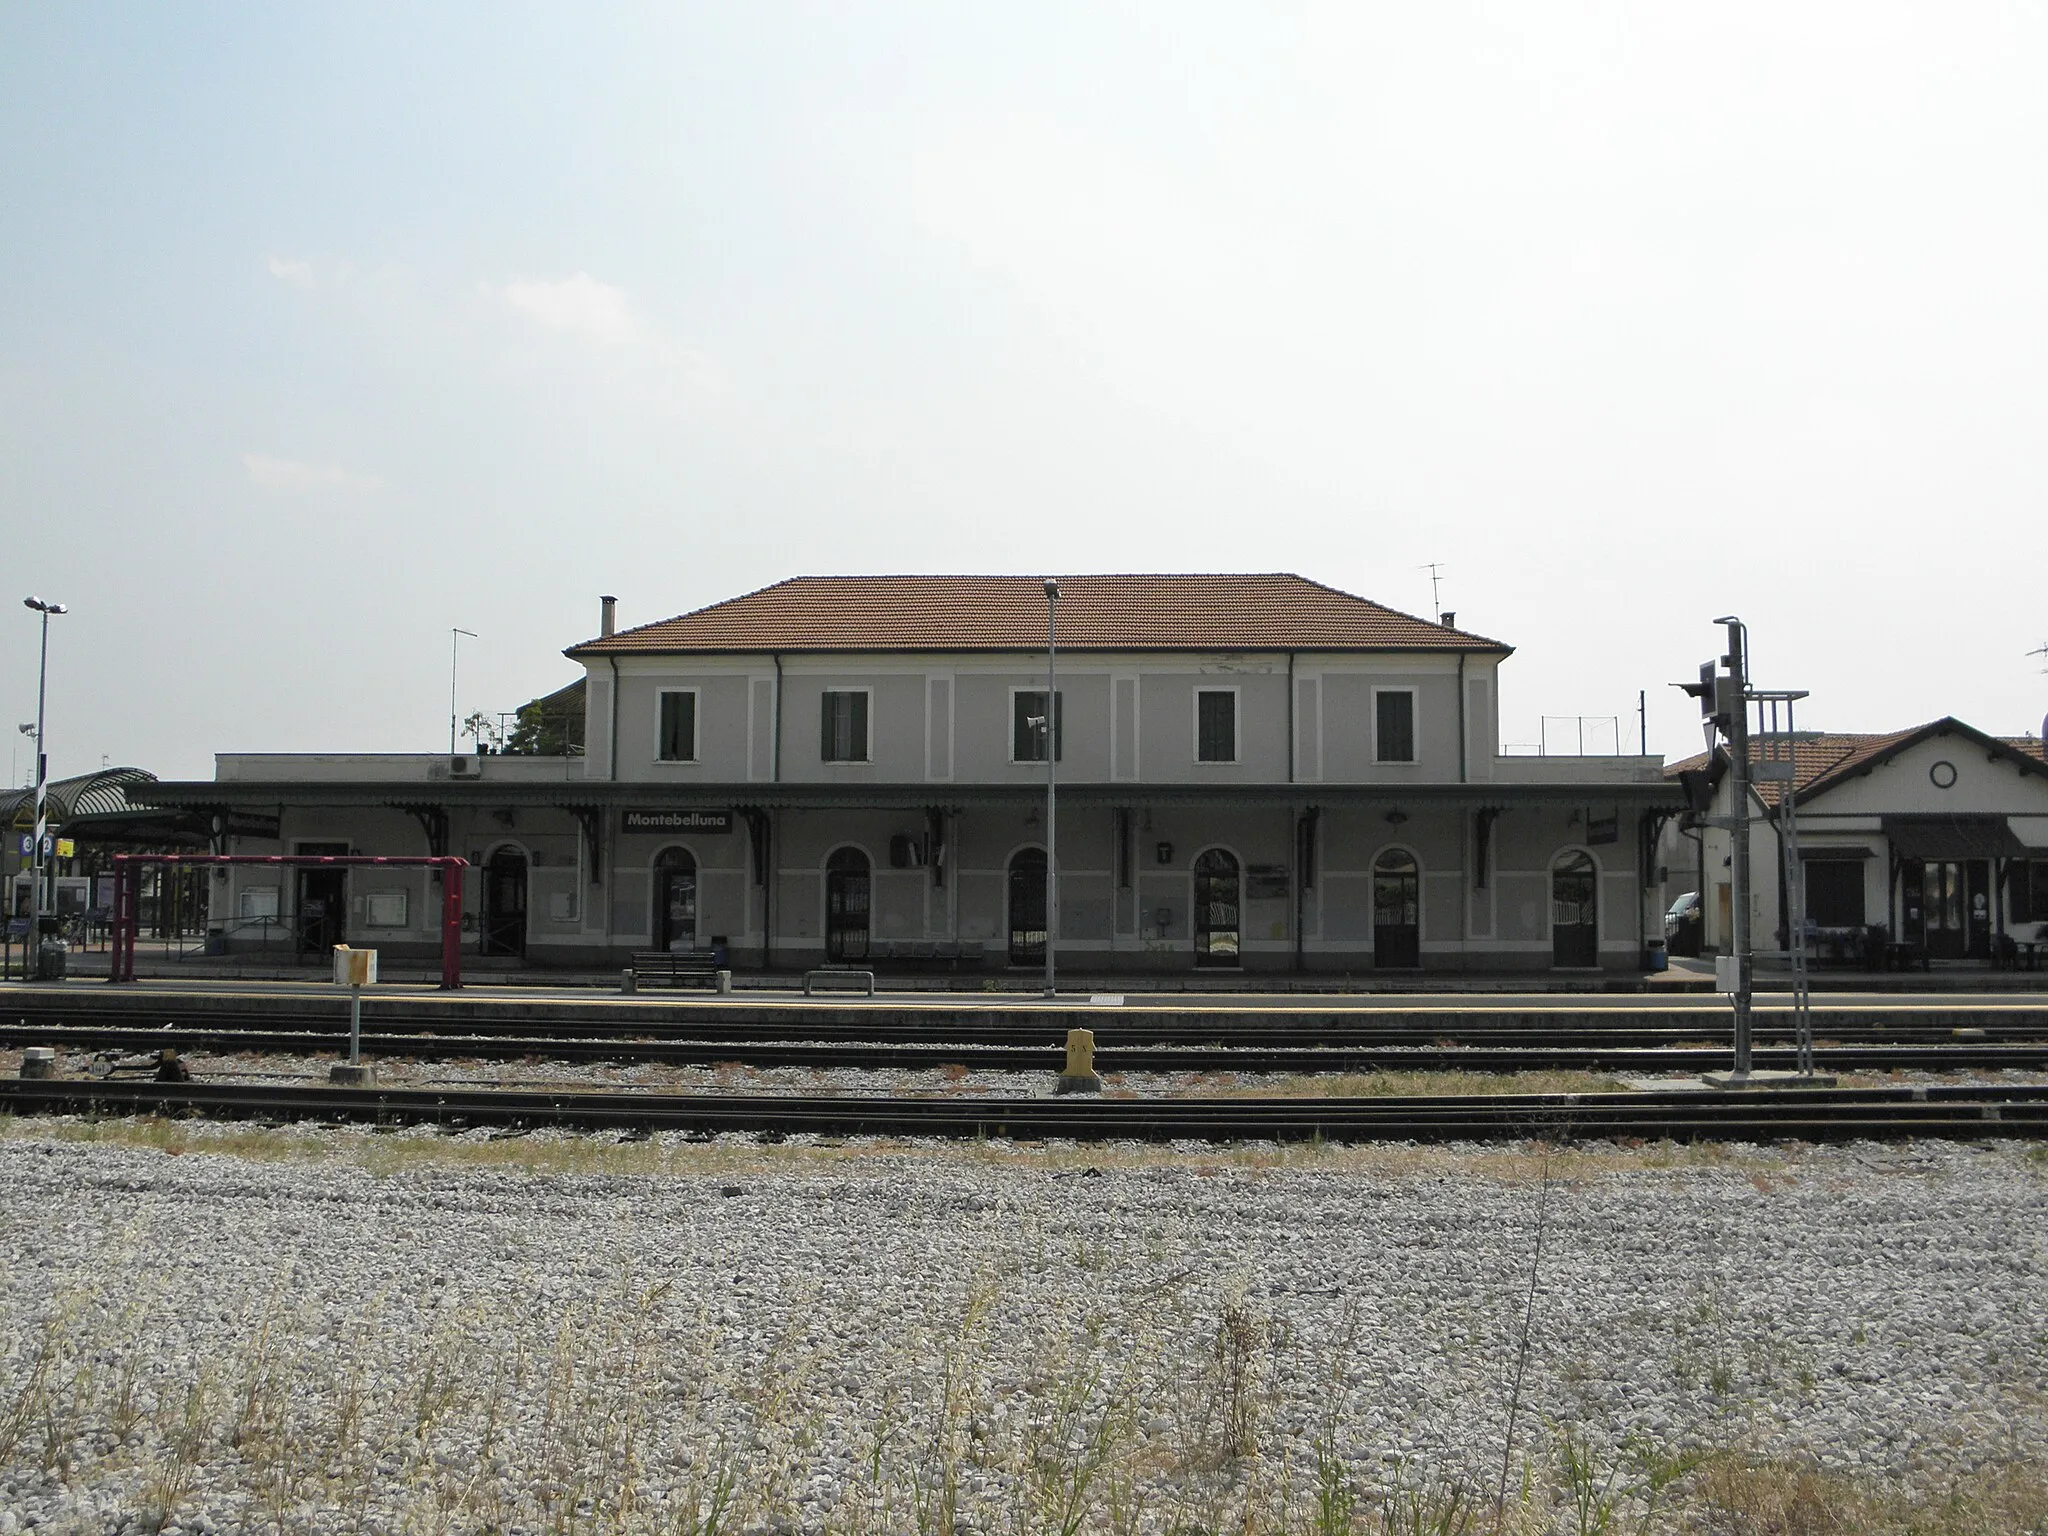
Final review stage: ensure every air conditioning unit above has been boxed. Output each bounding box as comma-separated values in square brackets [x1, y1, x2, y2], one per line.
[450, 757, 479, 777]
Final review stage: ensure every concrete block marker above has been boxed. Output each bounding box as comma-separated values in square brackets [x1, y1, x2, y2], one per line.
[19, 1046, 56, 1079]
[1702, 1068, 1837, 1089]
[1056, 1027, 1102, 1094]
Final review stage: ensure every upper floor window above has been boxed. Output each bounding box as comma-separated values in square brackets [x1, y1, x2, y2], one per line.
[1195, 688, 1237, 763]
[1375, 688, 1416, 763]
[820, 689, 871, 763]
[657, 690, 698, 762]
[1011, 689, 1064, 762]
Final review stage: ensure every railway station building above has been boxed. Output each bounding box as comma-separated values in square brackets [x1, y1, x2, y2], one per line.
[1665, 717, 2048, 965]
[137, 575, 1682, 975]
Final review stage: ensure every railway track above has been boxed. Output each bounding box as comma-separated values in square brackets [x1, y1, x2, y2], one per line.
[7, 999, 2048, 1050]
[4, 1076, 2045, 1143]
[7, 1023, 2048, 1074]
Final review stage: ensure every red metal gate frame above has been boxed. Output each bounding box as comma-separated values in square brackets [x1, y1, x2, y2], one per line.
[109, 854, 469, 989]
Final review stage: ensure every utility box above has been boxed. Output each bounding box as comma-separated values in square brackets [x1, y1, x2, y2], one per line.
[333, 946, 378, 987]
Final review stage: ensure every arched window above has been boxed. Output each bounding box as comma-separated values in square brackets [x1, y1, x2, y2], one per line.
[1373, 848, 1420, 969]
[482, 847, 528, 958]
[654, 846, 697, 952]
[1552, 850, 1598, 967]
[1193, 848, 1241, 967]
[825, 847, 872, 961]
[1007, 847, 1047, 964]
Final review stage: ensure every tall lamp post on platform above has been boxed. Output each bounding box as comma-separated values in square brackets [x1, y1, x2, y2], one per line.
[1043, 578, 1059, 1000]
[449, 628, 477, 755]
[22, 597, 67, 980]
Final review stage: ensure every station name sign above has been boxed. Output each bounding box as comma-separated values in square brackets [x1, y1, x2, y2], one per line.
[623, 809, 734, 835]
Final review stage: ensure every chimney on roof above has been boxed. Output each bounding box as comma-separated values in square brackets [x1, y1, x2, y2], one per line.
[1441, 611, 1456, 629]
[599, 595, 617, 637]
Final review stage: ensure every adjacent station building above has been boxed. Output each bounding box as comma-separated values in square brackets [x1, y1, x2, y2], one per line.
[1665, 718, 2048, 963]
[137, 575, 1681, 974]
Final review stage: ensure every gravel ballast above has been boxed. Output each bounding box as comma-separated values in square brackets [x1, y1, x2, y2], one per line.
[0, 1122, 2042, 1534]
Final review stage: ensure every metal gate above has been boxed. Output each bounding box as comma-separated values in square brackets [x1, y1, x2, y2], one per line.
[825, 847, 871, 961]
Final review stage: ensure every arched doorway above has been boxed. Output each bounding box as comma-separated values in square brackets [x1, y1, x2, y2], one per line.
[482, 847, 528, 957]
[1552, 851, 1599, 967]
[1373, 848, 1421, 969]
[825, 846, 871, 961]
[1193, 848, 1241, 967]
[654, 847, 698, 952]
[1007, 847, 1047, 965]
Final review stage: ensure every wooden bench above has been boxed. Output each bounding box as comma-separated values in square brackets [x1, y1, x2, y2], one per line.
[628, 950, 724, 990]
[803, 967, 876, 996]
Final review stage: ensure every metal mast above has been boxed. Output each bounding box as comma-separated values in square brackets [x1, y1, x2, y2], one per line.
[1751, 688, 1815, 1077]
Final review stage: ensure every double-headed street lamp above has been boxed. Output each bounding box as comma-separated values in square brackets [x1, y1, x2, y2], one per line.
[23, 597, 67, 979]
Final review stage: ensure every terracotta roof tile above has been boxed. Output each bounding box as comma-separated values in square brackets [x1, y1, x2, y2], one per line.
[1667, 720, 2048, 807]
[568, 574, 1510, 657]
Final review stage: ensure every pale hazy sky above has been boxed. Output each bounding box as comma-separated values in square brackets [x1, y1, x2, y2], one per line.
[4, 3, 2045, 784]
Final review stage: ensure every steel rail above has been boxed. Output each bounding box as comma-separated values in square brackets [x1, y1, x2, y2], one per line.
[9, 1024, 2048, 1075]
[6, 1001, 2047, 1050]
[3, 1077, 2046, 1143]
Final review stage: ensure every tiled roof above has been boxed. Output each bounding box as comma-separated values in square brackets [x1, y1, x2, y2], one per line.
[1667, 720, 2048, 807]
[567, 574, 1511, 657]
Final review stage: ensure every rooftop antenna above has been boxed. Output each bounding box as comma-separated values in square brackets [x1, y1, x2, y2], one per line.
[1419, 562, 1445, 622]
[2032, 642, 2048, 742]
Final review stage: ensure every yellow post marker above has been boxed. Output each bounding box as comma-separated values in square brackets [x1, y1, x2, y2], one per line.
[330, 946, 379, 1086]
[1056, 1027, 1101, 1095]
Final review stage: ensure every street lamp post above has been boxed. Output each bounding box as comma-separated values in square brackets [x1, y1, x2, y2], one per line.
[22, 597, 67, 980]
[1043, 578, 1059, 1000]
[449, 628, 477, 755]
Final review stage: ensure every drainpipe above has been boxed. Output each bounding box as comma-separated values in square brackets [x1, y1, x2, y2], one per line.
[770, 653, 782, 967]
[606, 654, 621, 963]
[1457, 653, 1469, 957]
[1286, 652, 1296, 784]
[1456, 653, 1468, 784]
[1293, 807, 1305, 974]
[1287, 651, 1298, 973]
[606, 657, 621, 783]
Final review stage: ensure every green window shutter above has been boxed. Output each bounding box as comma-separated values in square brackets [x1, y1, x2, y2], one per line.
[1197, 691, 1235, 762]
[1376, 692, 1415, 762]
